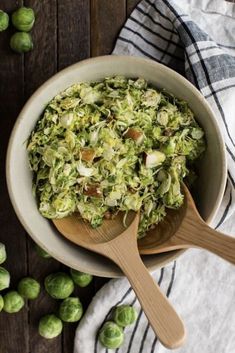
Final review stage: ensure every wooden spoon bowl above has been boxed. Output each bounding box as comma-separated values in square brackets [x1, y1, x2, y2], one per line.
[138, 207, 186, 254]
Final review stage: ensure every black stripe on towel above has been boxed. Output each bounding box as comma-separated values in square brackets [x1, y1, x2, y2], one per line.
[129, 15, 183, 49]
[136, 5, 178, 34]
[118, 36, 162, 61]
[126, 305, 144, 352]
[166, 261, 177, 297]
[216, 187, 232, 229]
[115, 291, 139, 353]
[227, 146, 235, 163]
[163, 0, 235, 150]
[228, 170, 235, 189]
[188, 45, 220, 58]
[218, 43, 235, 50]
[123, 24, 184, 61]
[204, 83, 235, 99]
[94, 286, 132, 353]
[144, 0, 175, 23]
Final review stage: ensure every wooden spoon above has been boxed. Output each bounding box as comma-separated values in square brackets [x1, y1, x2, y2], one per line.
[53, 211, 185, 349]
[138, 184, 235, 264]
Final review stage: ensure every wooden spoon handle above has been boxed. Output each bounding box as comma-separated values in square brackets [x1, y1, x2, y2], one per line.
[109, 243, 186, 349]
[176, 223, 235, 264]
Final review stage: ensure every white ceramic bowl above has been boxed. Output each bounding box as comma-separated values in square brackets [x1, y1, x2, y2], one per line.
[6, 56, 227, 278]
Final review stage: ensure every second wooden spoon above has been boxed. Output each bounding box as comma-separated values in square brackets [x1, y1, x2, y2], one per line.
[139, 184, 235, 265]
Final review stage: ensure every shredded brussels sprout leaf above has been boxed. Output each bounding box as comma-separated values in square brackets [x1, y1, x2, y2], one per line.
[27, 76, 205, 238]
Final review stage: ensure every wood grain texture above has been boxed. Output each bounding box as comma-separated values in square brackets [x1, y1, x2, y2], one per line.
[57, 4, 94, 352]
[0, 1, 29, 352]
[90, 0, 126, 56]
[27, 240, 62, 353]
[23, 1, 62, 353]
[127, 0, 140, 15]
[24, 0, 58, 99]
[58, 0, 90, 70]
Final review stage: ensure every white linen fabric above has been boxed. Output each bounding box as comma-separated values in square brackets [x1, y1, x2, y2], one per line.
[74, 1, 235, 352]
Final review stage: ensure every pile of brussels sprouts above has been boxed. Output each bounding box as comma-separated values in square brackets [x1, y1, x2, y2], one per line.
[0, 241, 93, 339]
[98, 305, 138, 349]
[0, 240, 138, 348]
[0, 7, 35, 53]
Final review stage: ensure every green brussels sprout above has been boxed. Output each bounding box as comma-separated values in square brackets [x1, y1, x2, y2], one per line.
[12, 7, 35, 32]
[99, 321, 124, 349]
[59, 297, 83, 322]
[3, 291, 24, 313]
[18, 277, 40, 300]
[70, 269, 93, 287]
[39, 314, 63, 339]
[44, 272, 74, 299]
[113, 305, 137, 327]
[0, 10, 9, 32]
[0, 267, 10, 291]
[0, 243, 7, 265]
[34, 244, 52, 259]
[10, 32, 33, 54]
[0, 295, 4, 312]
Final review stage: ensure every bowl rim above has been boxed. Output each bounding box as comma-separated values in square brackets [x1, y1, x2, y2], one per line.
[6, 55, 227, 277]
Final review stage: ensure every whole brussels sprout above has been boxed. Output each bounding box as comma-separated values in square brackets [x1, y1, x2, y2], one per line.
[3, 291, 24, 313]
[18, 277, 40, 300]
[0, 295, 4, 312]
[0, 267, 10, 291]
[113, 305, 137, 327]
[39, 314, 63, 339]
[0, 10, 9, 32]
[99, 321, 124, 349]
[70, 269, 93, 287]
[12, 7, 35, 32]
[0, 243, 7, 264]
[59, 297, 83, 322]
[34, 244, 51, 259]
[10, 32, 33, 54]
[44, 272, 74, 299]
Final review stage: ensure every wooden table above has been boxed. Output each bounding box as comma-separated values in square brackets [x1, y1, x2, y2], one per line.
[0, 1, 139, 352]
[0, 0, 233, 352]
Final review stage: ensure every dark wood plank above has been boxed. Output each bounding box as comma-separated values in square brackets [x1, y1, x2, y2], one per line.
[27, 240, 63, 353]
[58, 0, 90, 70]
[23, 1, 62, 353]
[24, 0, 58, 99]
[57, 2, 92, 352]
[127, 0, 140, 15]
[0, 1, 29, 352]
[90, 0, 126, 56]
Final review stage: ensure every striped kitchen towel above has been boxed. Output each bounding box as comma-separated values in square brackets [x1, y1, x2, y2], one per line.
[74, 0, 235, 352]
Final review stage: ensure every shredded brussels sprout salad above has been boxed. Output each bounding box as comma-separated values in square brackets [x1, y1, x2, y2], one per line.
[27, 76, 206, 238]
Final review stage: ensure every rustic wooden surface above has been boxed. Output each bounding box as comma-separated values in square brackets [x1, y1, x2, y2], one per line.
[0, 1, 139, 352]
[0, 0, 232, 352]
